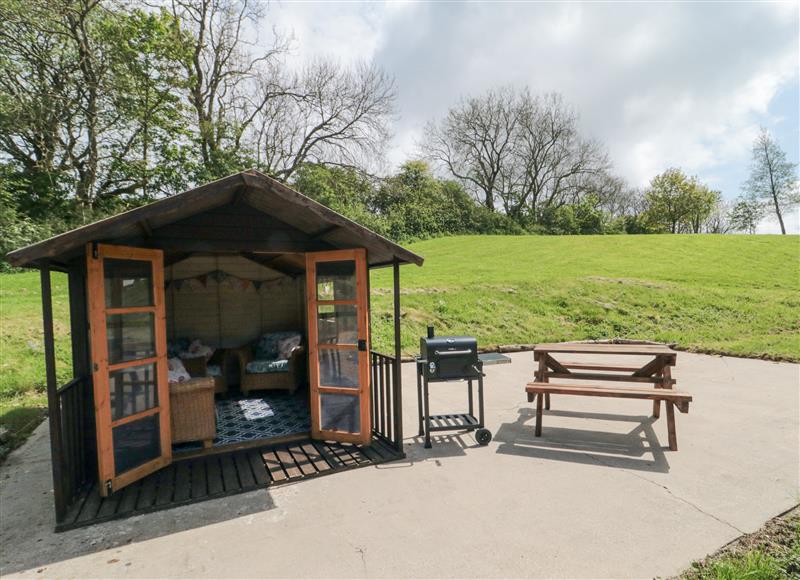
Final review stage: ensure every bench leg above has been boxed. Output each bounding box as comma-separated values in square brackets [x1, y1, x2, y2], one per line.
[545, 392, 551, 410]
[535, 393, 543, 437]
[666, 402, 677, 451]
[653, 400, 660, 419]
[527, 392, 534, 403]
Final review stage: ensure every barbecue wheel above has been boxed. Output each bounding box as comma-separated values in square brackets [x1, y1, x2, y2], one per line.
[475, 428, 492, 446]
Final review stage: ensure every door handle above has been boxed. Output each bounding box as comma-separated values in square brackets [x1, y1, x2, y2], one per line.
[358, 339, 367, 352]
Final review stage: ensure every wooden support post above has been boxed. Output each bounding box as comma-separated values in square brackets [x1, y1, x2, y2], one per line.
[666, 401, 677, 451]
[41, 262, 66, 523]
[535, 393, 543, 437]
[392, 259, 403, 452]
[653, 361, 671, 419]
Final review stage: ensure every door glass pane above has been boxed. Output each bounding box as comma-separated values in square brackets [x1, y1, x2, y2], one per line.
[104, 258, 153, 308]
[320, 393, 360, 433]
[109, 363, 158, 421]
[113, 413, 161, 476]
[316, 260, 356, 301]
[107, 312, 155, 364]
[317, 304, 357, 345]
[319, 348, 359, 388]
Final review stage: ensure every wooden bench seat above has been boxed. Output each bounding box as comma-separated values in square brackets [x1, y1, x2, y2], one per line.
[525, 382, 692, 451]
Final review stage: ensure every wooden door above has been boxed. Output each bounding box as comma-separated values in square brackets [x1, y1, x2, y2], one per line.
[306, 249, 371, 445]
[87, 243, 171, 496]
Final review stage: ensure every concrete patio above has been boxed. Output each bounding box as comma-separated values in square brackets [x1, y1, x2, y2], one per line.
[1, 351, 797, 578]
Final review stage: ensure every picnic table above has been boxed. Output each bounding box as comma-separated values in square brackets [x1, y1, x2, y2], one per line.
[525, 342, 692, 451]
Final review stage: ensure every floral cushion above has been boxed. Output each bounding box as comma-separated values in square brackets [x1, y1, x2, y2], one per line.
[245, 359, 289, 374]
[253, 331, 302, 360]
[168, 357, 191, 383]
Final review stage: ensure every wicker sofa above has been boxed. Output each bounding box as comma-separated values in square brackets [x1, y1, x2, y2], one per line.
[235, 331, 306, 394]
[169, 339, 227, 395]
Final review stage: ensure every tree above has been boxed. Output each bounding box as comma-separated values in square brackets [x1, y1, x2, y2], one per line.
[728, 195, 764, 234]
[743, 128, 799, 234]
[252, 59, 396, 181]
[421, 87, 609, 220]
[166, 0, 395, 183]
[643, 169, 719, 234]
[0, 0, 187, 214]
[421, 87, 518, 212]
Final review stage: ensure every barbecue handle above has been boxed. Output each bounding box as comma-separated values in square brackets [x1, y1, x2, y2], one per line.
[434, 349, 473, 357]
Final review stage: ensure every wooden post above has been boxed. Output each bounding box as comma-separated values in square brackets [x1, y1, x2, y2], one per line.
[41, 262, 66, 523]
[535, 392, 543, 436]
[392, 259, 403, 452]
[666, 401, 677, 451]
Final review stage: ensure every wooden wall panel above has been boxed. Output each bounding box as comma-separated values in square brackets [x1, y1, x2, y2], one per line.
[166, 255, 305, 348]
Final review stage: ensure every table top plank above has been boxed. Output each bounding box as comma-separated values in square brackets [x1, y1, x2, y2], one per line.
[534, 343, 675, 356]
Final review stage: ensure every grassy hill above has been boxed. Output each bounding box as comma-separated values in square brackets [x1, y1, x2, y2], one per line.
[1, 234, 798, 458]
[369, 234, 800, 360]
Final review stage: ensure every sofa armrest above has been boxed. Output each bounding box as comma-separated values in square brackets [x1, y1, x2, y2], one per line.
[287, 345, 307, 385]
[232, 345, 254, 378]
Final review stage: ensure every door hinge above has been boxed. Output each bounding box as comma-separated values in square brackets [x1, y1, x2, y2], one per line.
[93, 363, 99, 372]
[105, 480, 112, 494]
[358, 339, 367, 352]
[91, 241, 99, 259]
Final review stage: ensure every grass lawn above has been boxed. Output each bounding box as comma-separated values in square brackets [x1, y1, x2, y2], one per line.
[0, 271, 72, 461]
[1, 234, 798, 460]
[369, 234, 800, 360]
[683, 506, 799, 579]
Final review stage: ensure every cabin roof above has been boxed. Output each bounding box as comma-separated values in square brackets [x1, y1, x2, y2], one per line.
[6, 169, 424, 270]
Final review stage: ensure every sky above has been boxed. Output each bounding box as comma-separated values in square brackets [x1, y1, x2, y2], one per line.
[262, 1, 800, 233]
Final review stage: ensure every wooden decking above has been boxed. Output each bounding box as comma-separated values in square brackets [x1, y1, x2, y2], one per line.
[57, 436, 403, 532]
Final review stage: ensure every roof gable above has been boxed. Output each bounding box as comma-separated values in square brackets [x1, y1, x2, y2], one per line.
[6, 170, 423, 269]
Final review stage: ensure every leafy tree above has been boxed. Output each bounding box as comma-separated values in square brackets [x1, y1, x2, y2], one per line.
[289, 163, 388, 236]
[729, 195, 765, 234]
[643, 169, 719, 234]
[0, 0, 188, 214]
[743, 128, 799, 234]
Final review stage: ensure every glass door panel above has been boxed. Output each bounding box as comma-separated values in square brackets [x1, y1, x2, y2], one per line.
[319, 348, 360, 388]
[306, 249, 371, 445]
[88, 244, 171, 496]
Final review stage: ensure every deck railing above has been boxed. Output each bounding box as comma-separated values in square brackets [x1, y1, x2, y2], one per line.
[370, 351, 402, 452]
[54, 376, 94, 521]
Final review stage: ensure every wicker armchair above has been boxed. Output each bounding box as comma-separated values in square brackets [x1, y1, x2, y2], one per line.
[235, 342, 306, 395]
[169, 377, 216, 448]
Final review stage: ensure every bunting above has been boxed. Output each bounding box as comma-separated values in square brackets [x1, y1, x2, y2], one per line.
[165, 270, 286, 292]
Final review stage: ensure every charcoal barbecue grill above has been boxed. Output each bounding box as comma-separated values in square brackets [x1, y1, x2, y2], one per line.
[416, 326, 492, 448]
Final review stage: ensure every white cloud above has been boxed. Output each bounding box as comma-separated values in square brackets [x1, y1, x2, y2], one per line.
[263, 1, 799, 199]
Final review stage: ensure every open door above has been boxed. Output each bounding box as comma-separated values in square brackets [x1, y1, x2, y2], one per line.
[306, 249, 371, 445]
[87, 243, 171, 496]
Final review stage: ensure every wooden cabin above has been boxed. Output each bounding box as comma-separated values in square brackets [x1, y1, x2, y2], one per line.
[6, 170, 423, 530]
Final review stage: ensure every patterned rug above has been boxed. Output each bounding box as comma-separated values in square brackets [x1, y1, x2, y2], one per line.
[173, 391, 310, 452]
